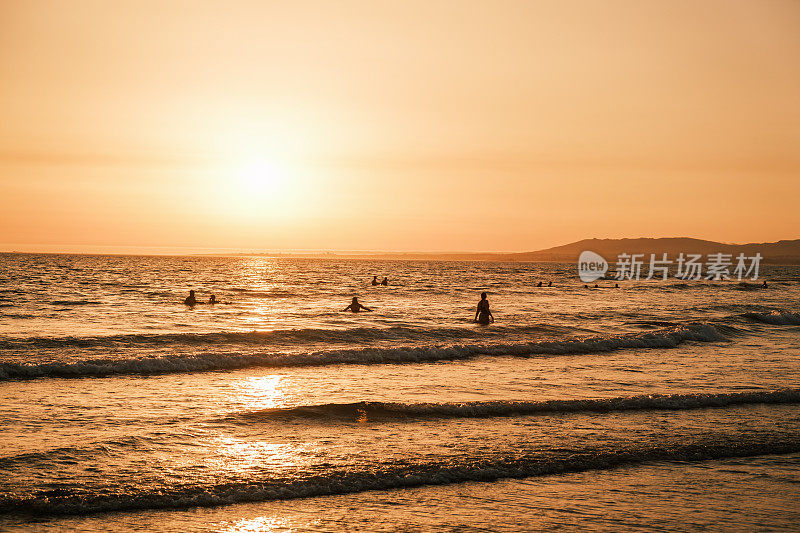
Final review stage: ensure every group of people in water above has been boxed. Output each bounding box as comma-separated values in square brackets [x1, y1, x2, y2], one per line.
[183, 273, 770, 322]
[183, 290, 217, 306]
[346, 275, 495, 324]
[342, 292, 494, 324]
[182, 275, 497, 325]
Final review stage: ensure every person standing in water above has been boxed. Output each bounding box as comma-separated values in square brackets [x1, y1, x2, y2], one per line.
[380, 277, 388, 286]
[184, 290, 197, 306]
[343, 296, 372, 313]
[371, 276, 379, 286]
[474, 292, 494, 324]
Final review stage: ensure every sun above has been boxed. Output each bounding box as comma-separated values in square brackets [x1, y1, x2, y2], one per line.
[206, 156, 311, 223]
[234, 158, 285, 196]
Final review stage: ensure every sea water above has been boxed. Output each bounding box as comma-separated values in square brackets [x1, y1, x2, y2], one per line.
[1, 254, 799, 531]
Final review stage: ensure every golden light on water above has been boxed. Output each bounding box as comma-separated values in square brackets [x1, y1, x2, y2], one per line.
[234, 375, 286, 411]
[234, 258, 285, 328]
[219, 516, 294, 533]
[210, 436, 310, 472]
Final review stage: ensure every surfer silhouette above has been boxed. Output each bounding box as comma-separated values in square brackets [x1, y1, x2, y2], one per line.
[343, 296, 372, 313]
[474, 292, 494, 325]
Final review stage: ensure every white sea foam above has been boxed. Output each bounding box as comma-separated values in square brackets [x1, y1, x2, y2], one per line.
[2, 436, 798, 516]
[744, 310, 800, 326]
[0, 323, 726, 380]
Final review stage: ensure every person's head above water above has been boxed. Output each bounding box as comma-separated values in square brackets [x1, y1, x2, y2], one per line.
[352, 296, 359, 303]
[481, 292, 487, 300]
[184, 290, 197, 306]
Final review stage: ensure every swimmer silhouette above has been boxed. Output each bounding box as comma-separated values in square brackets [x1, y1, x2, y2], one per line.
[548, 281, 552, 287]
[381, 277, 388, 286]
[763, 280, 768, 288]
[615, 283, 619, 288]
[343, 296, 372, 313]
[208, 294, 217, 304]
[536, 281, 542, 287]
[474, 292, 494, 325]
[184, 290, 197, 306]
[371, 276, 378, 286]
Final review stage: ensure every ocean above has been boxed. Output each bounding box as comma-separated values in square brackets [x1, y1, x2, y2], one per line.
[1, 253, 799, 531]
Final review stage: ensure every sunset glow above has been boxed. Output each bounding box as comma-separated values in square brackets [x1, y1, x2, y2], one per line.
[2, 3, 800, 529]
[1, 1, 798, 253]
[213, 158, 301, 220]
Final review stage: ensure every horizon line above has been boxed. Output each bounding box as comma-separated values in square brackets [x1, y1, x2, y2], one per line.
[2, 236, 798, 258]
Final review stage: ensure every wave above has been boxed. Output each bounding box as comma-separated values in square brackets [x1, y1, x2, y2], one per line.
[0, 434, 184, 469]
[732, 283, 765, 292]
[744, 310, 800, 326]
[49, 300, 102, 307]
[0, 323, 726, 381]
[0, 324, 574, 350]
[2, 435, 798, 516]
[234, 389, 800, 423]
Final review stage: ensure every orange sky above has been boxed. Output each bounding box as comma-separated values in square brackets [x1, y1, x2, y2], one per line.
[1, 0, 799, 253]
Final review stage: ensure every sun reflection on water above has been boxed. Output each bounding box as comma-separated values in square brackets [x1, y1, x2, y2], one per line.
[199, 374, 318, 477]
[234, 375, 287, 411]
[210, 436, 314, 472]
[219, 514, 294, 532]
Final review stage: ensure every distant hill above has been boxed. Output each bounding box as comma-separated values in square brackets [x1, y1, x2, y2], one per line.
[223, 237, 800, 263]
[501, 237, 800, 264]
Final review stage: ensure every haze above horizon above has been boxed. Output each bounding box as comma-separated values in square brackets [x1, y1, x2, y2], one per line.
[2, 1, 799, 253]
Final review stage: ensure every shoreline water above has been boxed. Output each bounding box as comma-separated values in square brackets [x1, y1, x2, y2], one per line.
[1, 255, 798, 531]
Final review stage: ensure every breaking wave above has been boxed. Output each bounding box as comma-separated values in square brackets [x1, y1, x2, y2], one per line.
[235, 389, 800, 423]
[744, 310, 800, 326]
[0, 323, 726, 381]
[2, 436, 798, 516]
[0, 324, 568, 350]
